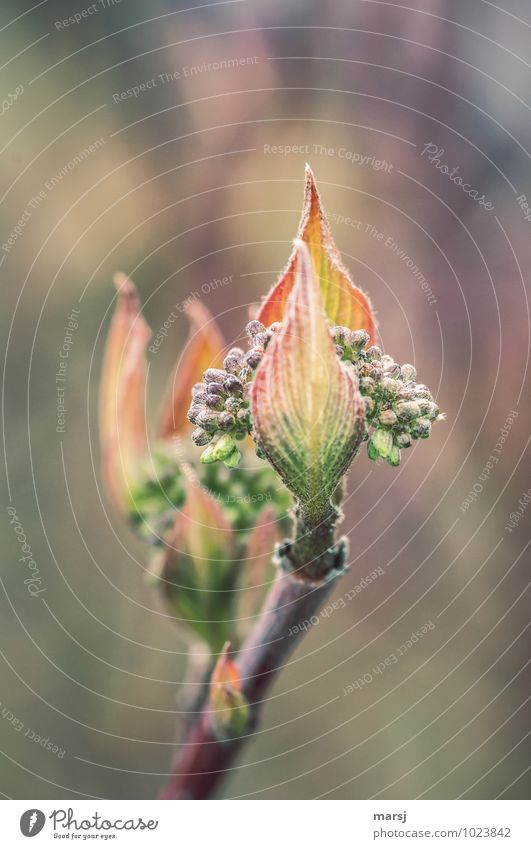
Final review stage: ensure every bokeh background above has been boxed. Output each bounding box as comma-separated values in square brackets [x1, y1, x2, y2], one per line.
[1, 0, 530, 800]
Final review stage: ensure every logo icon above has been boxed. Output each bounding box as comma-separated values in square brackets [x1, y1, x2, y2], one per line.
[20, 810, 46, 837]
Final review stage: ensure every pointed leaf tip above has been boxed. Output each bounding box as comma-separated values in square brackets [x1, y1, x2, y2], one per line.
[158, 299, 226, 438]
[256, 167, 376, 341]
[210, 643, 249, 738]
[251, 243, 366, 522]
[99, 273, 150, 513]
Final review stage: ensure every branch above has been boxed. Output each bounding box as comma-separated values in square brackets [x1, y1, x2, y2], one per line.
[160, 548, 345, 800]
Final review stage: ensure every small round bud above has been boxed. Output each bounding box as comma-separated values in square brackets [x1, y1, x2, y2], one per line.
[197, 410, 219, 431]
[204, 368, 226, 384]
[187, 404, 203, 424]
[366, 346, 382, 360]
[207, 382, 224, 396]
[395, 432, 413, 448]
[410, 418, 431, 439]
[223, 375, 243, 394]
[335, 345, 345, 357]
[192, 382, 207, 397]
[396, 401, 422, 422]
[360, 376, 375, 393]
[223, 354, 241, 373]
[418, 400, 439, 419]
[225, 397, 240, 413]
[206, 393, 225, 410]
[236, 408, 250, 426]
[255, 331, 270, 348]
[381, 377, 400, 395]
[246, 320, 266, 338]
[191, 427, 211, 446]
[379, 409, 398, 427]
[350, 329, 370, 349]
[218, 411, 236, 430]
[401, 363, 417, 382]
[246, 347, 264, 369]
[228, 347, 244, 359]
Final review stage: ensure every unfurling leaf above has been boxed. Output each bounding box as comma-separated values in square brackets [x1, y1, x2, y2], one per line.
[237, 506, 278, 627]
[210, 642, 249, 738]
[156, 469, 238, 651]
[158, 300, 226, 438]
[257, 165, 376, 341]
[251, 242, 366, 525]
[99, 273, 150, 514]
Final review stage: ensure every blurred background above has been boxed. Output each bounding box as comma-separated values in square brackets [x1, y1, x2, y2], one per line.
[1, 0, 529, 800]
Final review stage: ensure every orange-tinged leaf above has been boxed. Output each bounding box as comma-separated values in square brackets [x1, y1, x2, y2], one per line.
[257, 165, 376, 341]
[210, 642, 249, 737]
[99, 273, 150, 513]
[158, 300, 225, 438]
[174, 466, 236, 570]
[238, 506, 278, 622]
[211, 641, 241, 692]
[251, 242, 366, 523]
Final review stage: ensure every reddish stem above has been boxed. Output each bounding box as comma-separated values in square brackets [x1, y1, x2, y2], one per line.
[160, 561, 342, 800]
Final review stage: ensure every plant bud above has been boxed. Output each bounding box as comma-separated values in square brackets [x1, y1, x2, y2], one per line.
[191, 427, 211, 446]
[255, 331, 270, 348]
[411, 418, 431, 439]
[204, 368, 226, 383]
[225, 397, 240, 413]
[207, 381, 224, 396]
[396, 401, 422, 421]
[360, 376, 375, 393]
[224, 375, 243, 394]
[419, 400, 439, 419]
[197, 410, 219, 431]
[369, 428, 393, 459]
[206, 394, 225, 410]
[395, 432, 413, 448]
[223, 354, 241, 373]
[379, 408, 398, 427]
[187, 404, 203, 424]
[350, 329, 370, 349]
[192, 382, 207, 397]
[366, 346, 382, 360]
[210, 643, 250, 739]
[246, 347, 264, 369]
[218, 411, 235, 430]
[381, 377, 400, 395]
[228, 346, 244, 358]
[401, 363, 417, 381]
[246, 319, 266, 339]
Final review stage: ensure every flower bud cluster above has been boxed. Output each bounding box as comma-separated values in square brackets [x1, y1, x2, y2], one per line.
[329, 326, 442, 466]
[187, 320, 280, 466]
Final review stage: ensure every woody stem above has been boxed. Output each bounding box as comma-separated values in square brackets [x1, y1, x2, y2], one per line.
[159, 539, 345, 800]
